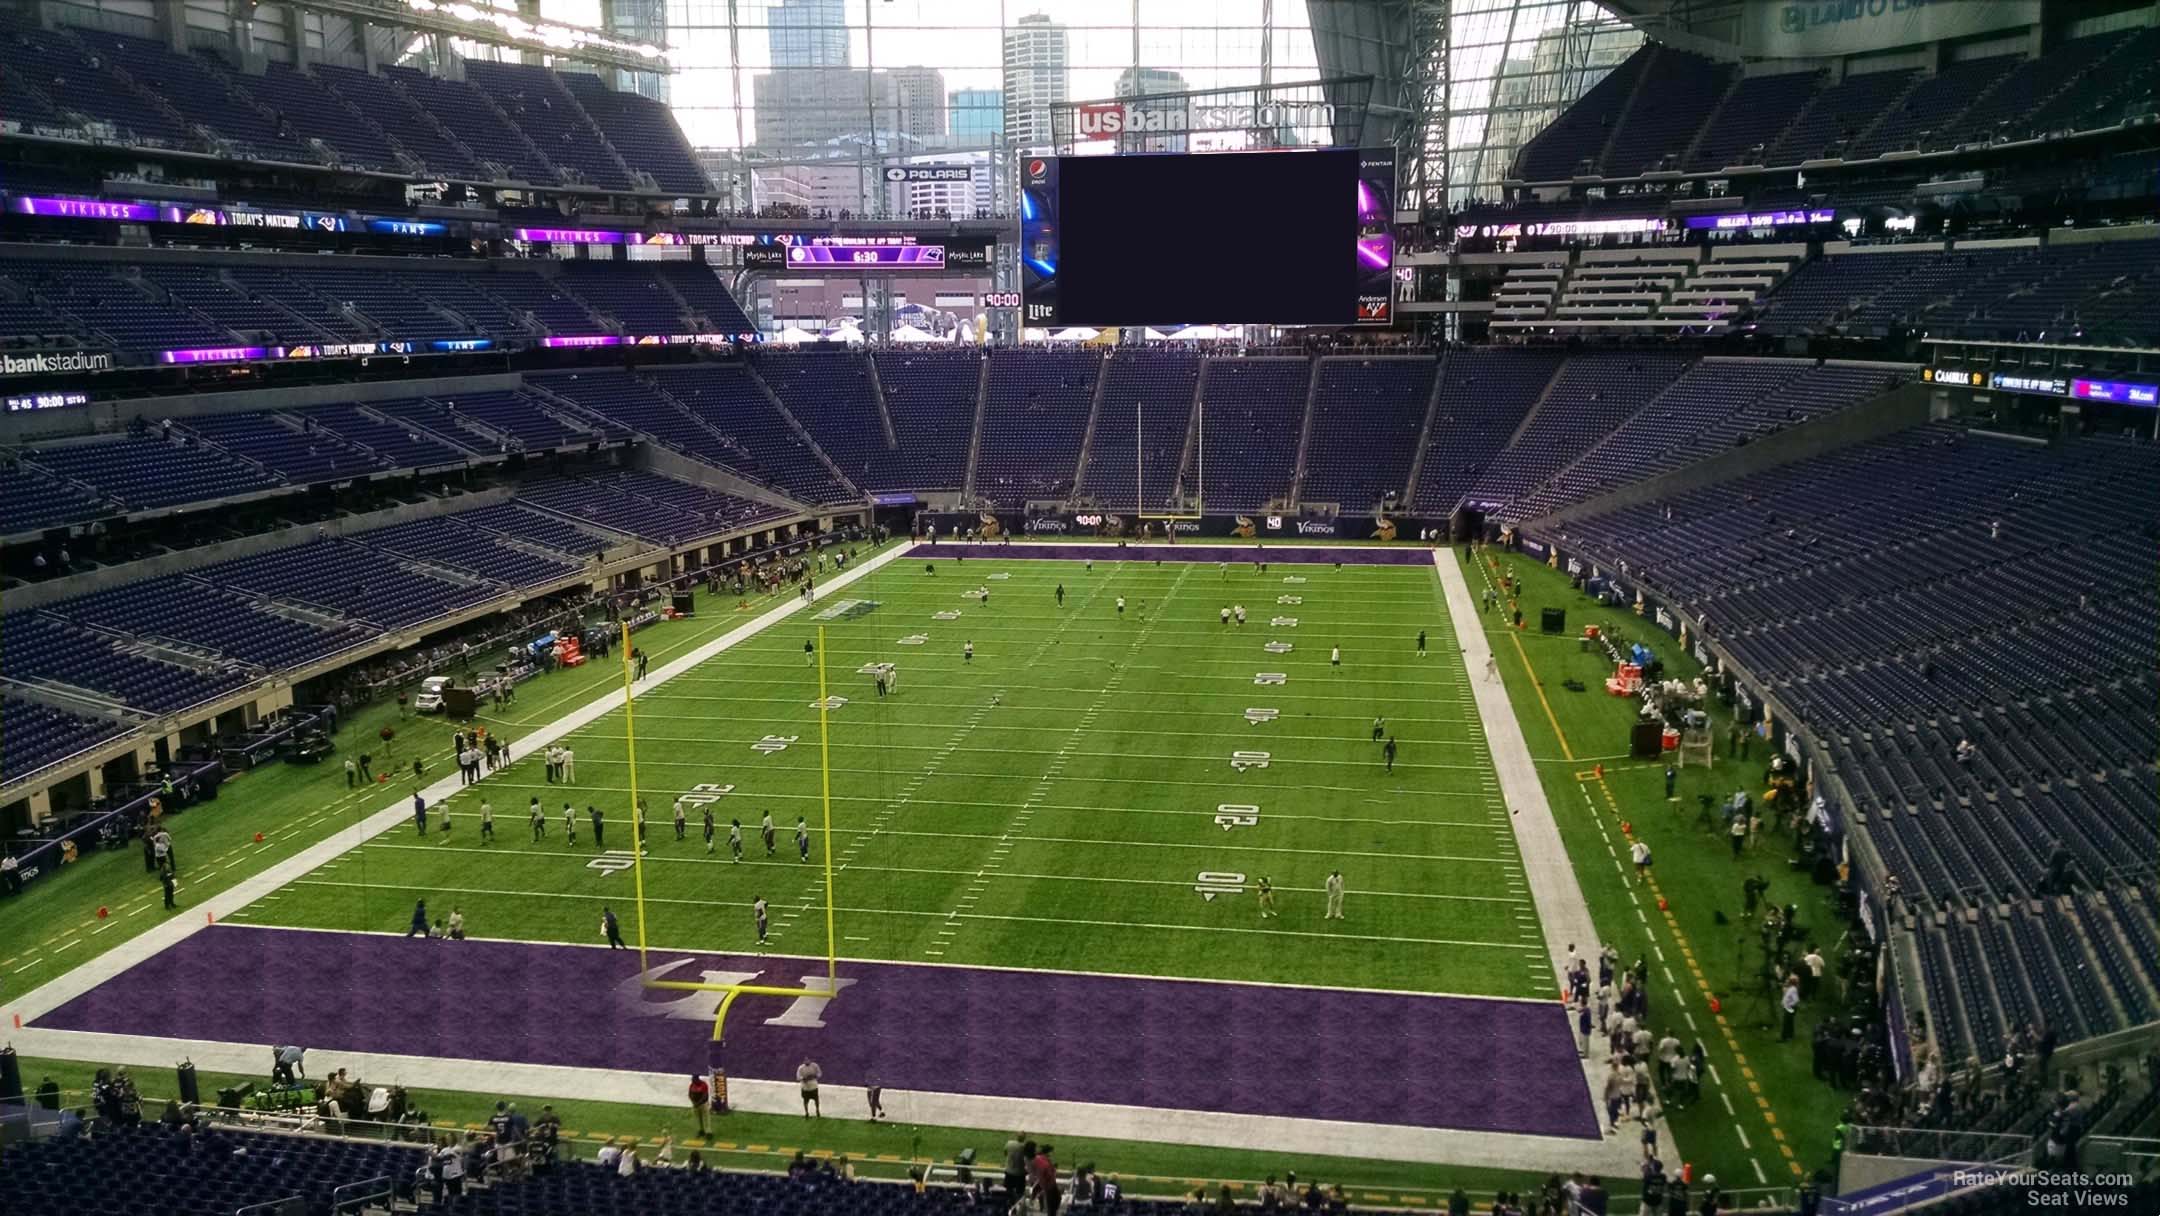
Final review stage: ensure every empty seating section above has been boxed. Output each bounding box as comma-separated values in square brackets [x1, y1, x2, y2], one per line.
[1943, 31, 2132, 146]
[465, 60, 630, 189]
[534, 369, 732, 466]
[0, 257, 761, 354]
[654, 264, 759, 334]
[641, 366, 858, 504]
[0, 17, 191, 147]
[556, 262, 689, 332]
[2, 697, 129, 782]
[973, 349, 1104, 507]
[1506, 29, 2159, 183]
[21, 436, 280, 510]
[360, 514, 581, 587]
[51, 577, 369, 669]
[235, 62, 403, 170]
[207, 538, 498, 628]
[389, 67, 554, 184]
[2025, 26, 2160, 135]
[313, 64, 483, 179]
[1640, 364, 1893, 476]
[1755, 241, 2160, 346]
[1848, 55, 2017, 158]
[869, 350, 980, 491]
[301, 266, 470, 341]
[1, 1123, 430, 1216]
[0, 463, 107, 533]
[1408, 348, 1559, 516]
[1185, 357, 1309, 512]
[1770, 68, 1918, 164]
[1299, 357, 1437, 511]
[455, 501, 615, 557]
[1465, 353, 1689, 512]
[1929, 239, 2160, 345]
[0, 20, 707, 190]
[304, 404, 475, 468]
[78, 30, 310, 163]
[517, 471, 782, 544]
[177, 412, 378, 484]
[1513, 46, 1652, 180]
[1601, 48, 1731, 176]
[224, 265, 371, 340]
[1686, 70, 1822, 169]
[1503, 360, 1806, 521]
[1078, 352, 1199, 510]
[484, 269, 606, 335]
[562, 73, 712, 195]
[753, 353, 905, 491]
[135, 264, 326, 344]
[1, 261, 229, 350]
[2, 611, 252, 711]
[394, 390, 596, 451]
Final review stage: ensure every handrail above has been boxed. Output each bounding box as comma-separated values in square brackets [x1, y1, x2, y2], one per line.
[328, 1174, 394, 1214]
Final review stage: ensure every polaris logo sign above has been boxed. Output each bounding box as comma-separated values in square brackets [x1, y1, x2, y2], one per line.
[1074, 100, 1334, 139]
[885, 166, 974, 182]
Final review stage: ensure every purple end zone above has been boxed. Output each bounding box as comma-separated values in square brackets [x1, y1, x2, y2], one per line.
[37, 926, 1599, 1139]
[912, 542, 1437, 566]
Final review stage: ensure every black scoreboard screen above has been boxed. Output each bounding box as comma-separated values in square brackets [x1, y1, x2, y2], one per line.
[1019, 149, 1397, 328]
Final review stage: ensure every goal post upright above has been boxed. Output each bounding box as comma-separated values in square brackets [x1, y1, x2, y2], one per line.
[627, 617, 846, 1047]
[622, 619, 652, 975]
[1139, 386, 1206, 523]
[816, 624, 838, 989]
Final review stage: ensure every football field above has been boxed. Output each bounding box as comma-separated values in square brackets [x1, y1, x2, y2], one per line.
[231, 545, 1551, 998]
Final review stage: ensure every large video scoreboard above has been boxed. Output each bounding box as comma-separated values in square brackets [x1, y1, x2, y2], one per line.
[1019, 149, 1397, 328]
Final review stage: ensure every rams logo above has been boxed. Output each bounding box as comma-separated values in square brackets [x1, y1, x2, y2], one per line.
[1233, 515, 1257, 539]
[977, 512, 1003, 539]
[1370, 517, 1397, 542]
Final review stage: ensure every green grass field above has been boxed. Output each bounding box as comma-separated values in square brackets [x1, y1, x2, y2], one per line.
[232, 553, 1552, 1000]
[4, 542, 1848, 1203]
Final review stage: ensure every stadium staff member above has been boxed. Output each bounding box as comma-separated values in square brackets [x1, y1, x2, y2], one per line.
[687, 1073, 711, 1136]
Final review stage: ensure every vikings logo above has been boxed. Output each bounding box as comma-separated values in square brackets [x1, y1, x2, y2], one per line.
[1233, 515, 1257, 538]
[1370, 517, 1397, 542]
[977, 512, 1003, 539]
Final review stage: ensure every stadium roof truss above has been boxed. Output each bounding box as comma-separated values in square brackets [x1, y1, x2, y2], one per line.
[307, 0, 671, 75]
[1308, 1, 1443, 209]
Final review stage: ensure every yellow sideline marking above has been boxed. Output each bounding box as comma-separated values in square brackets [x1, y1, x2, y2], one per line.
[1505, 630, 1573, 762]
[1589, 775, 1805, 1179]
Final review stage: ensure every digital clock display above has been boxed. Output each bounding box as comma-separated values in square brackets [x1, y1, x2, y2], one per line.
[786, 244, 946, 267]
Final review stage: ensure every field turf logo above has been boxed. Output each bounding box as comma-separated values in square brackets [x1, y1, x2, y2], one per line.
[811, 598, 881, 621]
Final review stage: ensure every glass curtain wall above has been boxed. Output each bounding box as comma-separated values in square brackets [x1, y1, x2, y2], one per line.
[1444, 0, 1640, 206]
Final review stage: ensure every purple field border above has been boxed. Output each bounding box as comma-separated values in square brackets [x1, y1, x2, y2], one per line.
[36, 926, 1599, 1139]
[912, 542, 1437, 566]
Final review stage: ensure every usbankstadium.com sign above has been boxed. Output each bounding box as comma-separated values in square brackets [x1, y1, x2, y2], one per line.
[1071, 100, 1335, 139]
